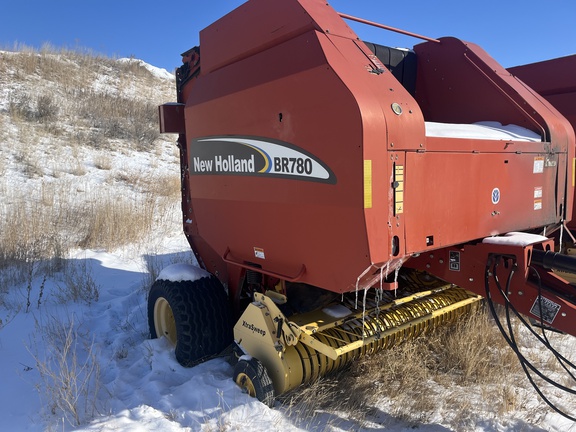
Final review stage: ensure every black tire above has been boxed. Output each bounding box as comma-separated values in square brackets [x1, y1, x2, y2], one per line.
[233, 357, 275, 407]
[147, 274, 233, 367]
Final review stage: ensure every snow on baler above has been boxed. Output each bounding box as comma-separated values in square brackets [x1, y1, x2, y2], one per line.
[154, 0, 576, 412]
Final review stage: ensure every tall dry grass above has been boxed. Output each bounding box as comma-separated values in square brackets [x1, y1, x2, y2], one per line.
[0, 175, 180, 270]
[30, 313, 103, 427]
[0, 46, 178, 277]
[1, 45, 168, 153]
[280, 306, 529, 430]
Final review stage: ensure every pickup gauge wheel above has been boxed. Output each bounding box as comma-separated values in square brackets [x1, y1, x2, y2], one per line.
[234, 357, 275, 407]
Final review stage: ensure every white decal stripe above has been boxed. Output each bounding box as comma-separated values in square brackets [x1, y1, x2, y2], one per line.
[198, 137, 330, 180]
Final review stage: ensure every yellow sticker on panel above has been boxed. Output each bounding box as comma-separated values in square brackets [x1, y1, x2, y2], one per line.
[364, 160, 372, 209]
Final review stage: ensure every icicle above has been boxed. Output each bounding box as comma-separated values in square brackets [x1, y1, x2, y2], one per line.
[362, 287, 368, 339]
[355, 265, 373, 310]
[376, 266, 384, 315]
[394, 266, 401, 298]
[355, 278, 359, 310]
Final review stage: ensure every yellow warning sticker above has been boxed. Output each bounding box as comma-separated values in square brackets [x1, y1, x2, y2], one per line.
[394, 164, 404, 214]
[364, 160, 372, 209]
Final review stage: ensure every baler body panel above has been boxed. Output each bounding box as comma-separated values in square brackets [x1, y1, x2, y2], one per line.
[404, 150, 560, 252]
[187, 30, 371, 291]
[184, 0, 426, 292]
[177, 0, 574, 294]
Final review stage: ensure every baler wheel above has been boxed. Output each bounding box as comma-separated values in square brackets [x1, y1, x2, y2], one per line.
[152, 296, 177, 345]
[147, 276, 233, 367]
[233, 357, 275, 407]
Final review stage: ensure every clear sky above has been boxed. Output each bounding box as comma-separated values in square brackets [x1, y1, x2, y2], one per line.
[1, 0, 574, 72]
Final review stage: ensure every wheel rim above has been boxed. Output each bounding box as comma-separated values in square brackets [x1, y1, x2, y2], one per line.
[154, 297, 177, 345]
[235, 372, 257, 397]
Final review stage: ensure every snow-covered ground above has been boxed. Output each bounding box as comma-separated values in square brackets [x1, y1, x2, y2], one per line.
[4, 244, 573, 431]
[0, 51, 575, 431]
[2, 230, 575, 432]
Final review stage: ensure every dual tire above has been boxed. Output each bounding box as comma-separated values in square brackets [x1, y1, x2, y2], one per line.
[147, 267, 275, 405]
[147, 273, 233, 366]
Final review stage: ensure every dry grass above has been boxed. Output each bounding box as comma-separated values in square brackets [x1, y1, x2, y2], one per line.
[56, 260, 100, 305]
[0, 188, 173, 257]
[2, 45, 168, 154]
[0, 172, 179, 286]
[93, 153, 113, 170]
[0, 46, 178, 269]
[2, 43, 157, 86]
[30, 313, 103, 427]
[78, 192, 155, 250]
[74, 90, 159, 150]
[280, 306, 529, 430]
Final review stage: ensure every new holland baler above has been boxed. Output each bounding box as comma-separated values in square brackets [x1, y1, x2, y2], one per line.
[152, 0, 576, 410]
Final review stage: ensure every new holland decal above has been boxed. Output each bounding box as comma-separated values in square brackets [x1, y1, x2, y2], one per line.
[190, 136, 336, 184]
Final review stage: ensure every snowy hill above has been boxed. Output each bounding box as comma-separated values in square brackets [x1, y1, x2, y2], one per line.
[0, 48, 574, 431]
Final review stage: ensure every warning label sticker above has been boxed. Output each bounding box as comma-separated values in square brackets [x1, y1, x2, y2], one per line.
[254, 247, 266, 260]
[534, 199, 542, 210]
[534, 187, 542, 198]
[529, 296, 561, 324]
[533, 157, 544, 174]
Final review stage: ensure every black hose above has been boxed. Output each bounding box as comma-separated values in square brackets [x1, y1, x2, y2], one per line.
[484, 255, 576, 422]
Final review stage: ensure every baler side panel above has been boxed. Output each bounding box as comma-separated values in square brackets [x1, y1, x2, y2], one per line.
[178, 0, 574, 294]
[167, 65, 231, 288]
[415, 38, 548, 136]
[186, 30, 372, 292]
[185, 0, 432, 293]
[317, 33, 426, 267]
[403, 37, 575, 254]
[414, 38, 574, 164]
[404, 151, 560, 252]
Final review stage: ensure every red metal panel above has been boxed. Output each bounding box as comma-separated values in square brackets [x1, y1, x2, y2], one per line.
[187, 30, 370, 292]
[414, 38, 571, 145]
[317, 32, 426, 265]
[413, 36, 574, 228]
[544, 92, 576, 133]
[404, 149, 560, 253]
[509, 55, 576, 99]
[199, 0, 356, 75]
[184, 1, 428, 292]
